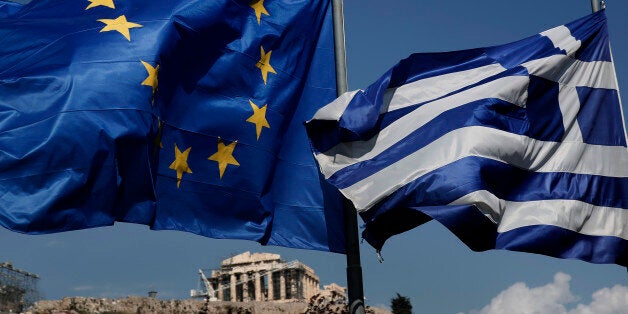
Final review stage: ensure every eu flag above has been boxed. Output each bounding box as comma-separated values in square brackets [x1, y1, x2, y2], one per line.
[0, 0, 345, 253]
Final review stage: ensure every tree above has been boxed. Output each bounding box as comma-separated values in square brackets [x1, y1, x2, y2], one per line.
[391, 292, 413, 314]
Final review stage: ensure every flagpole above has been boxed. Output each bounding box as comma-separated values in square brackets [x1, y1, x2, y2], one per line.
[333, 0, 349, 95]
[590, 0, 600, 12]
[331, 1, 366, 313]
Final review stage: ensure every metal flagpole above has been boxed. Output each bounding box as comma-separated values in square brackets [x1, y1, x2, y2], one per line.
[333, 0, 349, 95]
[591, 0, 600, 12]
[331, 1, 366, 313]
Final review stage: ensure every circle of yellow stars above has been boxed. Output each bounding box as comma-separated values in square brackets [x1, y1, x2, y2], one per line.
[88, 0, 278, 188]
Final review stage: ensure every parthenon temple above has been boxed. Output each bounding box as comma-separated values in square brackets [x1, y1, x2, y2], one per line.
[204, 252, 345, 302]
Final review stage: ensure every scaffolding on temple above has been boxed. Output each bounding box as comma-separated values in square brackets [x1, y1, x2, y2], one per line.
[0, 262, 40, 313]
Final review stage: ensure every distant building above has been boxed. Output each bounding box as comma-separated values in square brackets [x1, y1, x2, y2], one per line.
[197, 252, 345, 302]
[320, 283, 346, 301]
[0, 262, 40, 313]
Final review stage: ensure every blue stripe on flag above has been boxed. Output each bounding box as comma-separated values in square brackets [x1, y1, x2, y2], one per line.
[486, 34, 561, 69]
[338, 83, 389, 142]
[526, 75, 565, 141]
[388, 48, 495, 89]
[576, 86, 627, 146]
[362, 204, 498, 253]
[497, 225, 627, 265]
[336, 53, 528, 144]
[328, 98, 528, 189]
[358, 157, 628, 223]
[315, 66, 529, 152]
[366, 203, 627, 264]
[306, 118, 344, 154]
[379, 66, 530, 130]
[364, 204, 627, 264]
[565, 10, 611, 62]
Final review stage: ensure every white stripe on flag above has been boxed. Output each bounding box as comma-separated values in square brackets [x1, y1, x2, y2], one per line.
[384, 63, 507, 111]
[317, 76, 530, 178]
[540, 25, 581, 56]
[311, 90, 359, 121]
[523, 56, 617, 89]
[452, 190, 628, 240]
[558, 85, 584, 142]
[340, 126, 628, 211]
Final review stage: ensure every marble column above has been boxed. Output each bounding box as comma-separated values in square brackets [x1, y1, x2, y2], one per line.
[279, 271, 286, 300]
[267, 273, 274, 301]
[304, 277, 309, 299]
[242, 272, 249, 301]
[217, 276, 224, 301]
[290, 270, 297, 299]
[230, 273, 236, 302]
[254, 272, 262, 301]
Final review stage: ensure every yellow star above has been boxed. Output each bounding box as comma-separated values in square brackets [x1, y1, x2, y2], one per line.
[169, 144, 192, 188]
[86, 0, 115, 10]
[97, 15, 143, 41]
[246, 100, 270, 140]
[208, 139, 239, 179]
[140, 61, 159, 100]
[255, 46, 277, 85]
[249, 0, 269, 25]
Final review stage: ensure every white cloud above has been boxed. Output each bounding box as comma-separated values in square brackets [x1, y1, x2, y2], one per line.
[469, 272, 576, 314]
[569, 285, 628, 314]
[464, 272, 628, 314]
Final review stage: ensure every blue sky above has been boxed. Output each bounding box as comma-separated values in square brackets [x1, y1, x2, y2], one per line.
[1, 1, 626, 313]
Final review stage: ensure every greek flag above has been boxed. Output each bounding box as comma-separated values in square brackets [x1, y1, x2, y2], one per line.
[307, 10, 627, 265]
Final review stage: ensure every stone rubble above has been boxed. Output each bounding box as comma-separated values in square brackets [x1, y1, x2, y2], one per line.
[26, 296, 391, 314]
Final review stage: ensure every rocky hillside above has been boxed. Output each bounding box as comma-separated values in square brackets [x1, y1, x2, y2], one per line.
[26, 296, 391, 314]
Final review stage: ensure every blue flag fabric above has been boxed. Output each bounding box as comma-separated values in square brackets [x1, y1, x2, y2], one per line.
[0, 1, 21, 18]
[307, 10, 627, 264]
[0, 0, 345, 253]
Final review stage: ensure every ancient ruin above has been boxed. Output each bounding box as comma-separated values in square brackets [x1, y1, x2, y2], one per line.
[192, 252, 346, 302]
[27, 252, 391, 314]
